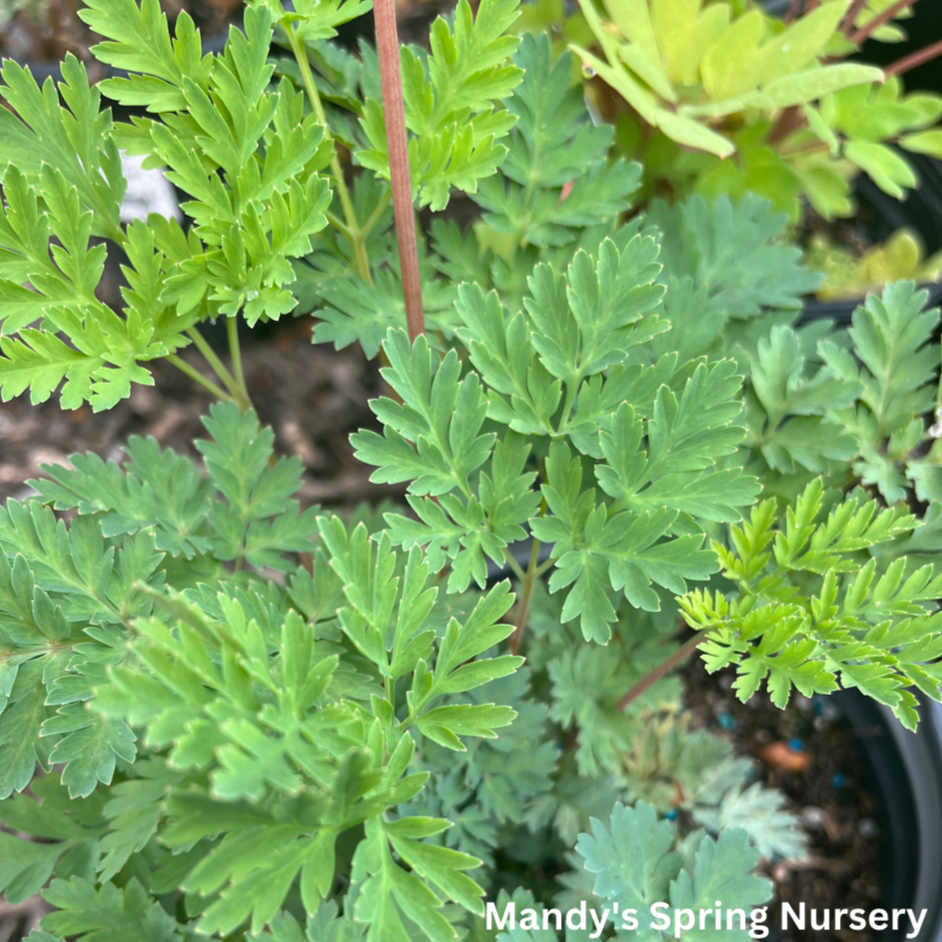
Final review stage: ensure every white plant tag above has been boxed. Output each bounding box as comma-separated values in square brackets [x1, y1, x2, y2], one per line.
[119, 151, 182, 223]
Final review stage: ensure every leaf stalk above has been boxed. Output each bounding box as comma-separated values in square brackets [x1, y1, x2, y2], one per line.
[508, 535, 541, 655]
[227, 317, 252, 413]
[849, 0, 917, 46]
[186, 327, 240, 396]
[285, 23, 374, 285]
[617, 628, 713, 711]
[885, 36, 942, 77]
[167, 354, 235, 404]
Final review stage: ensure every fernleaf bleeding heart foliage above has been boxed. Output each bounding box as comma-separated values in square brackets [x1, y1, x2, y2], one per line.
[0, 1, 940, 940]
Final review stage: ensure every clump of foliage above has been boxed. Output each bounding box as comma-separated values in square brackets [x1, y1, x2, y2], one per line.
[567, 0, 942, 220]
[805, 228, 942, 299]
[0, 1, 940, 940]
[521, 0, 942, 299]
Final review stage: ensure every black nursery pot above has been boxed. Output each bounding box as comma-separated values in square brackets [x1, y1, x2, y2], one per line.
[799, 153, 942, 326]
[836, 691, 942, 942]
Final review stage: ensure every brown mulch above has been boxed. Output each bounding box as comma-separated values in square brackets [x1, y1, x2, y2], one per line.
[0, 319, 400, 509]
[683, 657, 883, 942]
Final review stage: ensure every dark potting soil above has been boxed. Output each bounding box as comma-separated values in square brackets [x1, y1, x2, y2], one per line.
[0, 319, 400, 510]
[0, 0, 238, 68]
[682, 656, 883, 942]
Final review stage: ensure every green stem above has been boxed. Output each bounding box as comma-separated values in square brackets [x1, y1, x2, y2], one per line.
[325, 210, 353, 242]
[616, 628, 713, 711]
[360, 188, 392, 240]
[227, 317, 252, 413]
[284, 23, 373, 285]
[186, 326, 240, 397]
[502, 549, 526, 583]
[508, 536, 541, 656]
[556, 378, 580, 435]
[167, 354, 235, 403]
[535, 557, 555, 578]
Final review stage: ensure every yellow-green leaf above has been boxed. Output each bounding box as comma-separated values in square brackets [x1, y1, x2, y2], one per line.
[571, 45, 660, 124]
[804, 103, 839, 155]
[754, 1, 848, 87]
[602, 0, 660, 68]
[844, 140, 917, 199]
[700, 10, 765, 102]
[745, 63, 884, 110]
[900, 130, 942, 159]
[656, 111, 735, 157]
[618, 42, 675, 103]
[652, 0, 730, 86]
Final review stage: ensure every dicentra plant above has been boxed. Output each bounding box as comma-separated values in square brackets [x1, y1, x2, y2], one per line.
[0, 1, 940, 940]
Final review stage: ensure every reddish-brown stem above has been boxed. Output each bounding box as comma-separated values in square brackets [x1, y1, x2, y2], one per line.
[849, 0, 917, 46]
[374, 0, 425, 341]
[616, 629, 711, 712]
[838, 0, 869, 36]
[768, 104, 804, 146]
[783, 0, 803, 25]
[885, 36, 942, 76]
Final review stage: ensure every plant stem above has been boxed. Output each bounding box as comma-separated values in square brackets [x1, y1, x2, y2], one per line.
[508, 536, 541, 656]
[768, 104, 803, 146]
[226, 317, 252, 412]
[849, 0, 917, 46]
[167, 354, 234, 403]
[616, 628, 713, 711]
[502, 549, 527, 583]
[374, 0, 425, 341]
[838, 0, 869, 35]
[285, 23, 373, 285]
[186, 326, 240, 396]
[555, 379, 580, 435]
[535, 557, 555, 578]
[361, 189, 393, 240]
[885, 36, 942, 76]
[783, 0, 802, 25]
[325, 210, 353, 241]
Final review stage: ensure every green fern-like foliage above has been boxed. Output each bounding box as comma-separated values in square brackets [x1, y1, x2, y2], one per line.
[352, 231, 760, 643]
[680, 478, 942, 729]
[306, 33, 643, 356]
[358, 0, 523, 211]
[0, 2, 335, 409]
[0, 404, 526, 940]
[2, 3, 940, 940]
[736, 281, 942, 510]
[574, 802, 770, 937]
[471, 33, 641, 250]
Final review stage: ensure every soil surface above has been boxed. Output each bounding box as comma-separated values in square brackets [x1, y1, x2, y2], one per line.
[683, 657, 883, 942]
[0, 320, 398, 509]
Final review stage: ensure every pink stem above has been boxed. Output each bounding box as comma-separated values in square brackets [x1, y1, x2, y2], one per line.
[374, 0, 425, 341]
